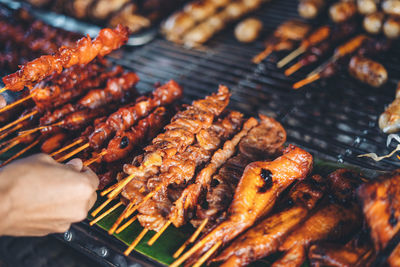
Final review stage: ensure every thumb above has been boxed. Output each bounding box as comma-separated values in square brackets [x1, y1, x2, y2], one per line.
[0, 95, 6, 109]
[65, 158, 83, 172]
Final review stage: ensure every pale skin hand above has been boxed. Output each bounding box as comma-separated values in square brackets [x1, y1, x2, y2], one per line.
[0, 154, 99, 236]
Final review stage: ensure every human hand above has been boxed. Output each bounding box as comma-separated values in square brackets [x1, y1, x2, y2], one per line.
[0, 154, 99, 236]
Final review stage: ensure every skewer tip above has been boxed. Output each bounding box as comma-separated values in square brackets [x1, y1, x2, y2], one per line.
[292, 73, 320, 90]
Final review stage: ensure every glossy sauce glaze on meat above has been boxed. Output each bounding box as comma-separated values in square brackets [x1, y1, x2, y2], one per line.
[185, 145, 313, 266]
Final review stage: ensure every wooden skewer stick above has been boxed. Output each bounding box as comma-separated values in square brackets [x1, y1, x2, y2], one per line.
[108, 202, 135, 235]
[0, 139, 20, 155]
[277, 46, 306, 68]
[170, 234, 214, 267]
[50, 138, 83, 157]
[56, 143, 89, 162]
[173, 218, 209, 258]
[101, 182, 120, 197]
[252, 45, 274, 64]
[284, 61, 303, 76]
[124, 228, 149, 256]
[0, 110, 38, 133]
[19, 121, 63, 136]
[0, 124, 23, 140]
[91, 197, 115, 217]
[0, 129, 32, 149]
[0, 139, 39, 167]
[0, 87, 8, 94]
[292, 73, 321, 89]
[147, 221, 171, 246]
[0, 94, 32, 114]
[83, 150, 107, 167]
[89, 201, 123, 226]
[107, 173, 136, 199]
[123, 183, 163, 216]
[192, 240, 222, 267]
[116, 215, 138, 234]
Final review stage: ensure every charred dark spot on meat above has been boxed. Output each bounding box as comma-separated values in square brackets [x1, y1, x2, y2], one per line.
[119, 136, 129, 149]
[389, 208, 398, 227]
[258, 169, 273, 193]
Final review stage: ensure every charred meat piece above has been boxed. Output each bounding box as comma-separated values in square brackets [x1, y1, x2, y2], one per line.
[358, 169, 400, 267]
[214, 174, 325, 267]
[185, 145, 313, 266]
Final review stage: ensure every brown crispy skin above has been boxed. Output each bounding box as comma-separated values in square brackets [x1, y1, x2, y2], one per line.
[272, 245, 306, 267]
[279, 202, 362, 252]
[214, 175, 324, 266]
[185, 145, 313, 266]
[358, 170, 400, 267]
[308, 239, 374, 267]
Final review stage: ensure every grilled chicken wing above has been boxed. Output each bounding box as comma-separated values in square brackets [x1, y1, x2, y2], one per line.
[214, 174, 324, 267]
[357, 169, 400, 267]
[184, 145, 313, 266]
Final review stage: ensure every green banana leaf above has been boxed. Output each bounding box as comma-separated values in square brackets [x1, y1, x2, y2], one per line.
[88, 158, 375, 266]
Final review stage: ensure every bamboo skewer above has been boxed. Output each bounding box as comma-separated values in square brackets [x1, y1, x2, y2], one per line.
[0, 124, 23, 140]
[0, 139, 40, 167]
[252, 45, 274, 64]
[19, 121, 63, 136]
[292, 73, 321, 89]
[50, 138, 83, 157]
[0, 110, 38, 133]
[91, 197, 115, 217]
[89, 201, 123, 226]
[108, 203, 135, 235]
[107, 173, 135, 199]
[56, 143, 89, 162]
[0, 94, 32, 114]
[0, 139, 21, 155]
[147, 221, 171, 246]
[116, 215, 138, 234]
[101, 182, 120, 196]
[173, 218, 209, 258]
[284, 61, 303, 76]
[83, 150, 107, 167]
[170, 235, 213, 267]
[124, 228, 149, 256]
[192, 240, 222, 267]
[0, 87, 8, 94]
[277, 46, 306, 68]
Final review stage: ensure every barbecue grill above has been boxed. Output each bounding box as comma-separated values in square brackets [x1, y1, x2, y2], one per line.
[0, 0, 399, 266]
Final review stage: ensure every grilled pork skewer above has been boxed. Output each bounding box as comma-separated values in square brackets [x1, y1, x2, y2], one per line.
[285, 21, 357, 76]
[2, 25, 129, 92]
[213, 174, 325, 267]
[357, 169, 400, 267]
[173, 145, 313, 267]
[357, 0, 378, 15]
[253, 20, 311, 64]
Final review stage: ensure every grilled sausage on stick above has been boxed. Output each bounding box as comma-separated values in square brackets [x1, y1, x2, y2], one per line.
[171, 145, 313, 267]
[89, 80, 183, 150]
[2, 25, 129, 92]
[253, 20, 311, 64]
[277, 25, 331, 68]
[285, 21, 357, 76]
